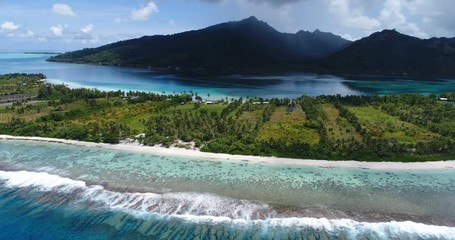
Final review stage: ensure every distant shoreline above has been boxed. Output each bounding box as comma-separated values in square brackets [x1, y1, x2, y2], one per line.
[1, 135, 454, 170]
[24, 52, 60, 55]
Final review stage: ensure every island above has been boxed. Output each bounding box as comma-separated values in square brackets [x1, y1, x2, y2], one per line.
[1, 73, 455, 162]
[47, 17, 455, 77]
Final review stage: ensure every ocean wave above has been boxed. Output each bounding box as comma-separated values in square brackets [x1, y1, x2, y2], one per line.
[0, 170, 454, 239]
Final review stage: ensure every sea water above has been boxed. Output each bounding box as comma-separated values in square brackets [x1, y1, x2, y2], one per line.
[0, 140, 453, 239]
[2, 53, 455, 98]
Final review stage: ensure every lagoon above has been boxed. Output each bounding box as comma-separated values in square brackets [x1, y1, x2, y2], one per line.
[1, 53, 455, 239]
[2, 53, 455, 99]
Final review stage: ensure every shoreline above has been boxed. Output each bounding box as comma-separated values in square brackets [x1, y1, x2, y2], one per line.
[1, 135, 455, 170]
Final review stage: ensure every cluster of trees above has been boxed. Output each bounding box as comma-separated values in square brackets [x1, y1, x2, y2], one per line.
[3, 79, 455, 161]
[142, 109, 257, 149]
[372, 94, 455, 138]
[38, 84, 122, 102]
[0, 73, 46, 95]
[317, 94, 455, 160]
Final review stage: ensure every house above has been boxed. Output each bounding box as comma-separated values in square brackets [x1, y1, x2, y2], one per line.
[206, 99, 219, 105]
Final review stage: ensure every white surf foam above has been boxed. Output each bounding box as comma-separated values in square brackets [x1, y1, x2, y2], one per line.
[0, 170, 454, 239]
[0, 170, 274, 220]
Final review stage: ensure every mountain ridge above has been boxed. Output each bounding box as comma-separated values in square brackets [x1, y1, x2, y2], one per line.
[48, 17, 455, 77]
[48, 16, 351, 74]
[320, 29, 455, 77]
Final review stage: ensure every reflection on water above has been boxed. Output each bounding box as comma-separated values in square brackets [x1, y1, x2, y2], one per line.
[1, 54, 455, 99]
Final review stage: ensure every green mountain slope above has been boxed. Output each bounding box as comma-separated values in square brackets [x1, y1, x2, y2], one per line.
[321, 29, 455, 77]
[48, 17, 350, 74]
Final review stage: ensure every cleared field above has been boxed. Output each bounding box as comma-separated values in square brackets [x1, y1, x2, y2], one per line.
[347, 106, 440, 144]
[259, 106, 319, 145]
[238, 109, 263, 123]
[198, 104, 227, 115]
[321, 104, 362, 142]
[0, 100, 85, 123]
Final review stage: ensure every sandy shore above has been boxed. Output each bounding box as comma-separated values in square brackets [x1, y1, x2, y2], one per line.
[1, 135, 454, 170]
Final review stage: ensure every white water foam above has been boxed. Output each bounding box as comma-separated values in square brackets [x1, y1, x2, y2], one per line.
[0, 170, 454, 239]
[0, 170, 274, 219]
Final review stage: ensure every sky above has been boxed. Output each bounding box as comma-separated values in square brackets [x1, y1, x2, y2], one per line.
[1, 0, 454, 52]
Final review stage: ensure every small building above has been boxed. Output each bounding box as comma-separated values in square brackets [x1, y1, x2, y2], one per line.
[206, 99, 219, 105]
[440, 97, 448, 101]
[135, 133, 145, 138]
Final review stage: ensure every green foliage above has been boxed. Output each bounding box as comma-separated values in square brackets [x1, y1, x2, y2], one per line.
[3, 81, 455, 162]
[323, 29, 455, 77]
[47, 17, 350, 74]
[0, 73, 46, 95]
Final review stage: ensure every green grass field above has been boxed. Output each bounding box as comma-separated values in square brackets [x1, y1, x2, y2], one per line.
[321, 104, 362, 142]
[347, 106, 440, 144]
[259, 106, 320, 145]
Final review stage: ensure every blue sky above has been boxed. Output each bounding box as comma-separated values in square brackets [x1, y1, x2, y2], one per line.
[1, 0, 454, 51]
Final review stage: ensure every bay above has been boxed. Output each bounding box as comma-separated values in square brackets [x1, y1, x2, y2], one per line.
[1, 53, 455, 99]
[1, 53, 455, 239]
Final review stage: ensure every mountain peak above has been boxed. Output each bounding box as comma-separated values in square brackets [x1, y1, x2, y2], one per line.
[243, 16, 259, 22]
[324, 27, 455, 76]
[367, 28, 418, 41]
[48, 17, 353, 73]
[237, 16, 270, 28]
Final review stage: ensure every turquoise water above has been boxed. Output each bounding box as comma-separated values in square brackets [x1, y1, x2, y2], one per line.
[1, 53, 455, 98]
[0, 140, 454, 239]
[1, 53, 455, 238]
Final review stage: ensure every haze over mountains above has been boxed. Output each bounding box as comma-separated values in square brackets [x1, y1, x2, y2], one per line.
[49, 16, 455, 77]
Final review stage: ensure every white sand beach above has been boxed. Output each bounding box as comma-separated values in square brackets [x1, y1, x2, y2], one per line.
[1, 135, 454, 170]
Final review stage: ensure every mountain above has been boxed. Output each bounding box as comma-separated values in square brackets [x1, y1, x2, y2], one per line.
[320, 29, 455, 77]
[48, 16, 351, 74]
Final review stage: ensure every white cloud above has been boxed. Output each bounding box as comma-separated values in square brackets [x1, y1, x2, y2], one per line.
[20, 30, 35, 38]
[378, 0, 427, 38]
[328, 0, 428, 38]
[131, 2, 159, 21]
[168, 19, 177, 28]
[52, 3, 76, 17]
[50, 24, 65, 36]
[81, 24, 94, 34]
[340, 33, 355, 41]
[1, 21, 20, 30]
[328, 0, 380, 30]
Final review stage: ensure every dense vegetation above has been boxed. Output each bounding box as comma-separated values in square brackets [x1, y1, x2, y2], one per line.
[48, 17, 455, 77]
[0, 73, 46, 95]
[48, 16, 350, 74]
[2, 74, 455, 162]
[321, 29, 455, 77]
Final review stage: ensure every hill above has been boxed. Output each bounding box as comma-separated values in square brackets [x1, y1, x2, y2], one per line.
[47, 17, 350, 74]
[320, 29, 455, 77]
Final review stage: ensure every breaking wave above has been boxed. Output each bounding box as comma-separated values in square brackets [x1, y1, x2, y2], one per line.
[0, 170, 454, 239]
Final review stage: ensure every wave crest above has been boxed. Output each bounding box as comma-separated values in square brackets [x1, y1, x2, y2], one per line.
[0, 170, 454, 239]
